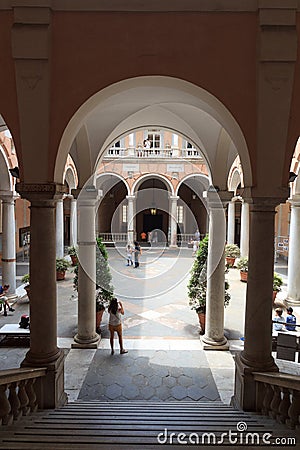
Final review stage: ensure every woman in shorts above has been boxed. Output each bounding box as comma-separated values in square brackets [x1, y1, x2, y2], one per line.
[108, 297, 128, 355]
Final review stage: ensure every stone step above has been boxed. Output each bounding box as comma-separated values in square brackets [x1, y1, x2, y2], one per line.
[0, 401, 295, 449]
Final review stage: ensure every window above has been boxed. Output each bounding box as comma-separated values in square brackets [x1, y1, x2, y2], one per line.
[177, 206, 184, 223]
[147, 131, 161, 149]
[172, 134, 179, 147]
[129, 133, 134, 146]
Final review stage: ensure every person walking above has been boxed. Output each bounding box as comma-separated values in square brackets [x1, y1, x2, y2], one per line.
[108, 298, 128, 355]
[133, 240, 142, 268]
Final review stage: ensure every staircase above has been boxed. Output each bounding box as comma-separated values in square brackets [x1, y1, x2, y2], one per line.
[0, 400, 292, 449]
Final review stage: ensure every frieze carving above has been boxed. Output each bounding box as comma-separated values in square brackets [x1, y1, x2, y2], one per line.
[16, 182, 68, 201]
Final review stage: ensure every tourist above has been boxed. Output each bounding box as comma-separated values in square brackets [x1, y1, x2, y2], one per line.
[133, 240, 142, 268]
[273, 308, 285, 331]
[108, 298, 128, 355]
[286, 307, 297, 331]
[126, 244, 133, 266]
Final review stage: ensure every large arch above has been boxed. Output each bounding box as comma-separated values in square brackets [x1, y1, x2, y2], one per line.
[131, 173, 174, 196]
[55, 76, 252, 190]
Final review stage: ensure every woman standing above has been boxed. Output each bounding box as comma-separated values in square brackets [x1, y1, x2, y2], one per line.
[108, 298, 128, 355]
[133, 240, 142, 268]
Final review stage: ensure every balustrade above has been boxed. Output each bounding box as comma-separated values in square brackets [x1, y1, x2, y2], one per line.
[254, 372, 300, 429]
[0, 367, 46, 426]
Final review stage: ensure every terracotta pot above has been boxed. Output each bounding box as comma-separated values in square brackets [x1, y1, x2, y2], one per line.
[70, 255, 78, 266]
[197, 312, 206, 334]
[240, 271, 248, 282]
[96, 309, 105, 333]
[226, 257, 236, 267]
[56, 270, 66, 281]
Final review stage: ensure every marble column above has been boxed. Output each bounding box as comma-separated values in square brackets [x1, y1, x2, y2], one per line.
[16, 183, 67, 409]
[227, 201, 235, 244]
[169, 196, 179, 247]
[73, 187, 100, 348]
[202, 191, 228, 350]
[286, 196, 300, 305]
[233, 199, 280, 411]
[126, 195, 135, 244]
[0, 193, 17, 297]
[70, 196, 77, 247]
[56, 198, 64, 257]
[240, 201, 250, 258]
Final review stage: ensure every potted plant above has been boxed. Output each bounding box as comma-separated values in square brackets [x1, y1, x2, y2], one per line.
[56, 258, 70, 281]
[188, 235, 230, 334]
[273, 272, 283, 302]
[21, 273, 30, 299]
[236, 257, 248, 282]
[68, 246, 78, 266]
[225, 244, 241, 267]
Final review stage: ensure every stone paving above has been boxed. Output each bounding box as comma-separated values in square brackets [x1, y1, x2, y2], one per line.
[79, 348, 219, 403]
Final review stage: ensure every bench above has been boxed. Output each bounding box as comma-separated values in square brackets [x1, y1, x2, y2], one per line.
[0, 324, 30, 347]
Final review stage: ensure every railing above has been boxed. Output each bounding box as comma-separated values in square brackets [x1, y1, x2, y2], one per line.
[105, 147, 202, 159]
[98, 233, 128, 243]
[254, 371, 300, 429]
[0, 367, 47, 426]
[177, 234, 205, 246]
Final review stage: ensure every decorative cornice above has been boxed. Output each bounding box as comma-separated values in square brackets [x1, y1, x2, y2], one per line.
[16, 182, 67, 201]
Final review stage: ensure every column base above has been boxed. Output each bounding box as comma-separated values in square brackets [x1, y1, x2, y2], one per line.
[201, 334, 228, 350]
[284, 297, 300, 307]
[21, 348, 67, 409]
[72, 332, 100, 349]
[231, 351, 278, 411]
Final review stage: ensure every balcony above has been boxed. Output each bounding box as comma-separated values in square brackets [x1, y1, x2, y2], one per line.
[104, 147, 203, 161]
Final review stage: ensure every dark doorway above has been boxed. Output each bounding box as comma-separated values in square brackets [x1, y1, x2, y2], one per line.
[143, 214, 163, 235]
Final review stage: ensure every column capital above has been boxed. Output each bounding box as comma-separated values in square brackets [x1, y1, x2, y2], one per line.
[203, 190, 231, 209]
[0, 190, 19, 202]
[72, 187, 101, 203]
[249, 197, 284, 212]
[169, 195, 179, 201]
[16, 182, 67, 203]
[126, 195, 136, 201]
[289, 195, 300, 207]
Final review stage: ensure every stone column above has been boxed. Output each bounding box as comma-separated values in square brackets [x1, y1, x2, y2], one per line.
[16, 183, 67, 409]
[73, 187, 100, 348]
[126, 195, 135, 244]
[286, 196, 300, 305]
[202, 190, 229, 350]
[0, 193, 17, 297]
[56, 198, 64, 257]
[70, 196, 77, 247]
[227, 201, 235, 244]
[240, 201, 250, 258]
[233, 199, 280, 411]
[169, 196, 179, 247]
